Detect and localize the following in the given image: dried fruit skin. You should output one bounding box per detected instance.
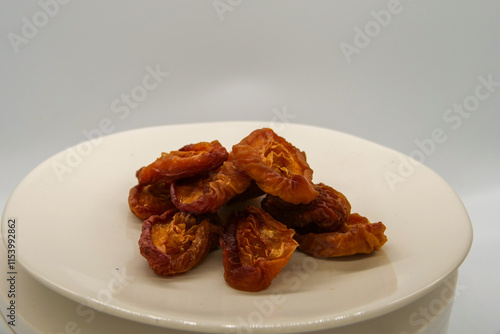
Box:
[137,141,229,185]
[128,181,176,220]
[219,206,298,292]
[170,155,252,215]
[261,183,351,234]
[232,128,318,205]
[139,210,221,276]
[295,213,387,258]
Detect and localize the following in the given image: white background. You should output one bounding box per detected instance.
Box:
[1,1,499,333]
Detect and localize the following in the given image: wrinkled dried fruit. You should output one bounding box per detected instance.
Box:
[170,155,252,215]
[294,213,387,257]
[232,128,318,205]
[261,183,351,234]
[139,210,221,276]
[220,206,298,292]
[132,128,390,290]
[128,181,176,220]
[137,141,229,185]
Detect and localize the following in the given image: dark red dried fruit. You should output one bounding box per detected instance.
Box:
[232,128,318,205]
[219,206,298,292]
[139,210,221,276]
[128,181,176,220]
[294,213,387,258]
[137,141,229,185]
[170,155,252,215]
[261,183,351,233]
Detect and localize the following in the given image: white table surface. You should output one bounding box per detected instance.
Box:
[1,1,499,333]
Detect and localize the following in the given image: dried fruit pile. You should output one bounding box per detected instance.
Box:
[129,128,387,292]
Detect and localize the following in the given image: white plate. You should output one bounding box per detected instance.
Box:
[1,121,472,333]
